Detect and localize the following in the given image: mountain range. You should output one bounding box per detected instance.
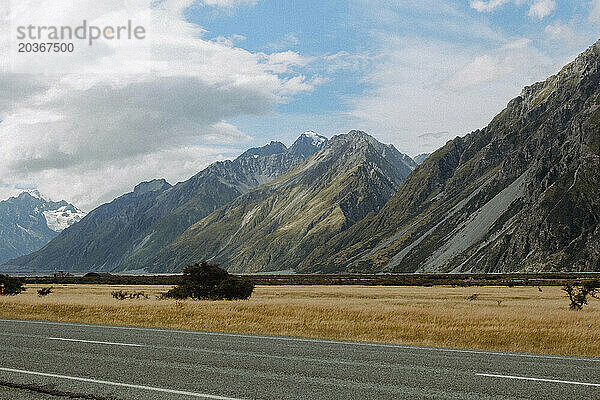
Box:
[5,133,328,272]
[301,39,600,273]
[0,191,85,265]
[3,39,600,274]
[143,130,416,272]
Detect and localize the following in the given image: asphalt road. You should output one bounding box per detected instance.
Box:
[0,319,598,399]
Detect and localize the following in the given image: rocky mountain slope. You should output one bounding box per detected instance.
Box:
[413,153,431,165]
[301,40,600,273]
[6,134,327,272]
[0,191,85,265]
[288,131,328,158]
[144,131,416,272]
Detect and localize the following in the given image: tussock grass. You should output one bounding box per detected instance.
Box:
[1,285,599,357]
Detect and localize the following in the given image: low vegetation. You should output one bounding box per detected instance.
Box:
[111,290,148,300]
[0,275,24,296]
[20,272,600,287]
[37,287,53,296]
[162,261,254,300]
[562,282,599,310]
[0,285,599,357]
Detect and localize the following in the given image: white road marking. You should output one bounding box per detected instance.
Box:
[46,337,143,347]
[477,373,600,387]
[0,367,244,400]
[1,318,599,363]
[0,330,403,369]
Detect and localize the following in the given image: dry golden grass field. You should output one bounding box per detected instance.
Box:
[1,284,599,358]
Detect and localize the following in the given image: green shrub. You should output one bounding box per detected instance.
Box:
[0,275,25,296]
[163,261,254,300]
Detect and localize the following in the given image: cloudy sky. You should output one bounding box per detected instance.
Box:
[1,0,599,210]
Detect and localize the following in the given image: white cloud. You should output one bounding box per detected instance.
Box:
[443,55,512,90]
[444,38,541,91]
[590,0,600,23]
[261,51,313,74]
[323,51,377,73]
[0,185,30,202]
[544,22,584,48]
[6,145,238,211]
[469,0,512,12]
[502,38,532,50]
[470,0,554,19]
[266,33,300,51]
[201,0,258,8]
[212,33,246,47]
[528,0,555,19]
[0,0,320,208]
[347,35,558,155]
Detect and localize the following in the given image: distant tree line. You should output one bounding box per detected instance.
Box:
[0,274,24,295]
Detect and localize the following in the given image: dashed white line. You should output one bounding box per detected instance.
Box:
[0,367,245,400]
[477,373,600,387]
[46,337,143,347]
[1,318,599,363]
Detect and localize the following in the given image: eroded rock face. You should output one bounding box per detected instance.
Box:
[303,39,600,273]
[143,131,416,273]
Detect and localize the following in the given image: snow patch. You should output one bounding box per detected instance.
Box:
[16,224,33,235]
[43,206,86,232]
[301,131,327,146]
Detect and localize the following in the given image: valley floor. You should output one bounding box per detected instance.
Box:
[0,285,598,358]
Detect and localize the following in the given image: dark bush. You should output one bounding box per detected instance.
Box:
[111,290,127,300]
[213,276,255,300]
[562,282,599,310]
[466,293,479,301]
[161,285,188,300]
[0,275,25,296]
[37,287,53,296]
[163,261,254,300]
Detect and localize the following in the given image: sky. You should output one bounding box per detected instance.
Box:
[1,0,599,210]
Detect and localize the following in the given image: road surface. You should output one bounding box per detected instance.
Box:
[0,318,598,399]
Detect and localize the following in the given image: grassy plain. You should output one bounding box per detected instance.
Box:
[0,284,599,357]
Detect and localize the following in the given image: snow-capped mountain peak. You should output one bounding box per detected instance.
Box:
[20,189,47,201]
[43,205,87,232]
[300,131,327,146]
[0,191,86,264]
[289,131,328,159]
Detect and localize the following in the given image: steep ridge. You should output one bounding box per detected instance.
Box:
[144,131,416,272]
[0,192,85,265]
[117,150,307,272]
[289,131,328,158]
[302,40,600,273]
[5,180,173,272]
[7,135,327,272]
[413,153,431,165]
